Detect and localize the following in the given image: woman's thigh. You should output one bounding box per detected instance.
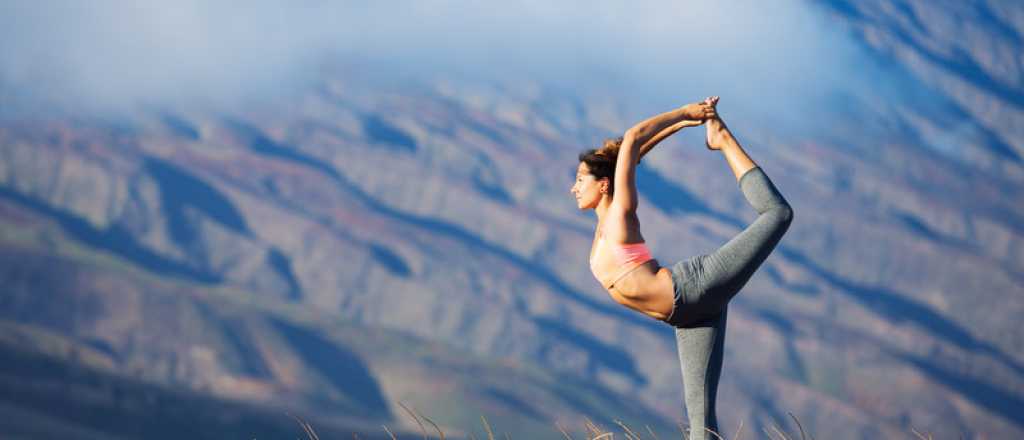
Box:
[686,210,790,315]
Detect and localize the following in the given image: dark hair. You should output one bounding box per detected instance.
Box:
[577,137,622,195]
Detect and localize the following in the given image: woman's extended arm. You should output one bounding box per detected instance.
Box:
[609,120,702,213]
[596,119,703,162]
[637,119,703,161]
[609,99,716,214]
[628,101,715,148]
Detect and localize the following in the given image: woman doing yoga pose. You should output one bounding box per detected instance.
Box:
[570,97,793,439]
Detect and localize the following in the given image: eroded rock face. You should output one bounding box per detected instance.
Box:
[1,3,1023,437]
[818,0,1024,177]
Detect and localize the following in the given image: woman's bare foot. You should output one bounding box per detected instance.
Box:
[704,97,737,151]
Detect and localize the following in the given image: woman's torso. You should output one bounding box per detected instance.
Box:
[589,216,676,320]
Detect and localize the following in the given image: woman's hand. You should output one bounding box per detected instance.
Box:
[679,96,718,121]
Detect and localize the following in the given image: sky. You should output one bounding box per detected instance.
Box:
[0,0,893,123]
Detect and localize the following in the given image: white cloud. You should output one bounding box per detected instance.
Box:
[0,0,877,119]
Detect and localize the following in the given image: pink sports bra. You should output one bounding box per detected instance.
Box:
[589,233,654,290]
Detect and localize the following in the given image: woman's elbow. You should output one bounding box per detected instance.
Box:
[621,128,639,144]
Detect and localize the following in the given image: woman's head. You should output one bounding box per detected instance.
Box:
[571,137,621,210]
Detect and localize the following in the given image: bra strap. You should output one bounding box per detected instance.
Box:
[604,262,647,289]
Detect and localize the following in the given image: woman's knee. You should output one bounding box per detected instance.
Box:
[767,203,793,232]
[778,203,793,224]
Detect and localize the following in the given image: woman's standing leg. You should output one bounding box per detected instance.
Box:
[676,306,727,439]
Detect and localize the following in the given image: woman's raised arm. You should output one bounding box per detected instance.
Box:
[638,119,704,161]
[596,120,703,163]
[611,129,642,214]
[628,100,716,148]
[608,99,717,214]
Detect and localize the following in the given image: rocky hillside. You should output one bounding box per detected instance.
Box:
[0,1,1022,439]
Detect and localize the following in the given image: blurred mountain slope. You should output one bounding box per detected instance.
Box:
[0,1,1022,438]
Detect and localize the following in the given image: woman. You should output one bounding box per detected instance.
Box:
[570,97,793,439]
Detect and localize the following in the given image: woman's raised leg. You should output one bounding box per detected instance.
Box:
[696,113,793,312]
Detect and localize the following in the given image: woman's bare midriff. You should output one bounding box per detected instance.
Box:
[603,262,677,321]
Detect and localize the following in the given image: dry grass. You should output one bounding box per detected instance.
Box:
[288,405,940,439]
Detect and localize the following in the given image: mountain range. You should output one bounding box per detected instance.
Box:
[0,1,1022,439]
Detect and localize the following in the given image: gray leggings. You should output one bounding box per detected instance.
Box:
[662,166,793,439]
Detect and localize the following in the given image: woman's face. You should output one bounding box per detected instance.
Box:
[571,162,606,210]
